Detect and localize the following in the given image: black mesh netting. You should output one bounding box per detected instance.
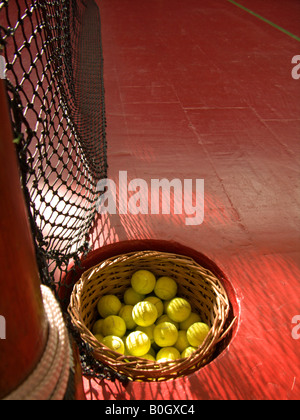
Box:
[0,0,128,384]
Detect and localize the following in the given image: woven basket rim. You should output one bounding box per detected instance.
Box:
[68,249,235,381]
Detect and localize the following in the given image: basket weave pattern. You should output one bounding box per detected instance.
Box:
[68,250,233,381]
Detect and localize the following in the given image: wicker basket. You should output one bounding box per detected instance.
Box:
[68,250,235,382]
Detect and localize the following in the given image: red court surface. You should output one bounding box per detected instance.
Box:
[79,0,300,400]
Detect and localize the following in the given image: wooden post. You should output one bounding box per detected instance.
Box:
[0,78,48,399]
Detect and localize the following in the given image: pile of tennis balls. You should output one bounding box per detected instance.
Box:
[91,270,210,363]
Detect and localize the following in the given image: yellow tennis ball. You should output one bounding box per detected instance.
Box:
[102,315,127,338]
[97,294,122,319]
[187,322,210,347]
[179,312,202,330]
[118,305,136,330]
[153,322,179,347]
[102,335,125,355]
[181,346,197,358]
[174,330,190,353]
[92,319,104,335]
[154,276,178,300]
[152,341,161,352]
[126,331,151,357]
[142,353,156,362]
[94,333,104,343]
[156,347,181,362]
[135,324,155,344]
[131,270,156,295]
[163,300,171,313]
[121,336,131,356]
[124,288,145,306]
[156,314,179,330]
[147,346,157,358]
[166,297,191,323]
[132,301,158,327]
[144,296,164,318]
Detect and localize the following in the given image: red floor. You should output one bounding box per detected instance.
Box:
[83,0,300,400]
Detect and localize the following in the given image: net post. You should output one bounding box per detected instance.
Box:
[0,78,48,399]
[0,78,87,400]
